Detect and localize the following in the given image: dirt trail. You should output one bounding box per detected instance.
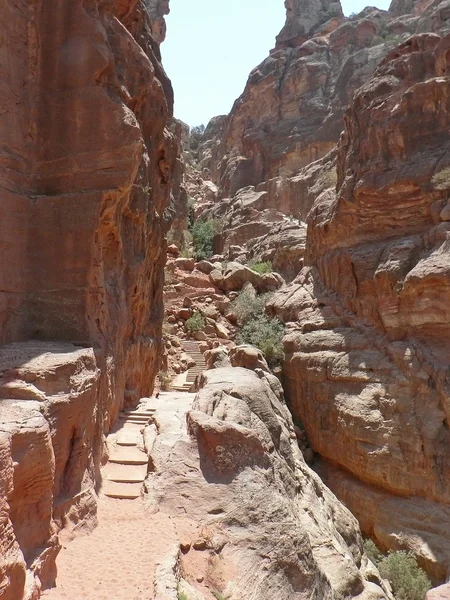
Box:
[43,497,175,600]
[43,392,196,600]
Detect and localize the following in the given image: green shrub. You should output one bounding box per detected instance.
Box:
[432,167,450,190]
[378,551,431,600]
[247,259,273,274]
[185,310,206,333]
[177,590,188,600]
[231,288,268,326]
[237,314,284,367]
[363,539,383,565]
[191,220,215,260]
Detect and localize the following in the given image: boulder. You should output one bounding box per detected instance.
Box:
[195,260,216,274]
[210,262,282,293]
[192,331,207,342]
[178,308,191,320]
[229,345,270,373]
[167,244,180,257]
[214,322,230,340]
[204,347,231,369]
[427,585,450,599]
[174,257,195,272]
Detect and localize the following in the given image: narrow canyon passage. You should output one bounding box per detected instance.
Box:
[43,391,196,600]
[1,0,450,597]
[42,497,174,600]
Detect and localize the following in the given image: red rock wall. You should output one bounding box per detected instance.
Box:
[0,0,175,409]
[202,0,450,213]
[0,0,175,597]
[270,31,450,581]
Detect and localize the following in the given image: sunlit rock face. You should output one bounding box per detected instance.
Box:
[147,0,171,44]
[185,0,450,585]
[148,365,392,599]
[269,30,450,581]
[0,0,175,596]
[202,0,450,210]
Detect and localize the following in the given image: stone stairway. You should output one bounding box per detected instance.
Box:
[171,340,207,392]
[102,406,155,499]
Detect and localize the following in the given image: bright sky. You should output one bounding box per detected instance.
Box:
[162,0,391,127]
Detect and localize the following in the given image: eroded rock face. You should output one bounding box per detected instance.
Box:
[1,0,175,409]
[427,584,450,600]
[0,343,101,598]
[201,0,450,208]
[146,368,392,599]
[0,0,174,596]
[269,31,450,580]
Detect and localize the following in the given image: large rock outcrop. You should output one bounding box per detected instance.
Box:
[200,0,450,209]
[269,30,450,581]
[0,343,101,599]
[0,0,175,596]
[145,367,392,599]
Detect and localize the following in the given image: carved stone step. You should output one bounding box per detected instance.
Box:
[104,463,147,483]
[109,448,148,465]
[103,481,142,499]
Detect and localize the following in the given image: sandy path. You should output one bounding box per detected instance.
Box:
[43,392,197,600]
[43,496,175,600]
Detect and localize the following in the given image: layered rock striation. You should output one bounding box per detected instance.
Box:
[146,366,392,599]
[192,0,450,583]
[270,30,450,581]
[200,0,450,214]
[0,1,175,596]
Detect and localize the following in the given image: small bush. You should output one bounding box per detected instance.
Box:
[363,539,383,565]
[158,371,172,391]
[191,220,215,260]
[432,167,450,191]
[231,288,268,326]
[187,197,196,229]
[186,310,206,333]
[247,259,273,274]
[177,590,188,600]
[237,314,284,367]
[378,551,431,600]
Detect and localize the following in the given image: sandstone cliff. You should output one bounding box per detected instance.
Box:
[269,30,450,581]
[200,0,450,216]
[0,1,175,597]
[145,364,392,599]
[192,0,450,586]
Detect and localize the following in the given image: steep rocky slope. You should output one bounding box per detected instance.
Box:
[192,0,450,588]
[145,363,392,599]
[270,30,450,581]
[200,0,450,216]
[0,1,175,597]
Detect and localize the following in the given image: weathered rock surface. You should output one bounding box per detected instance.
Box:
[145,368,391,599]
[210,261,282,293]
[0,343,101,599]
[269,30,450,580]
[0,0,174,596]
[427,584,450,600]
[198,0,450,221]
[1,0,175,410]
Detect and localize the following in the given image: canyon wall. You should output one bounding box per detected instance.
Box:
[0,1,174,597]
[270,30,450,581]
[201,0,450,217]
[197,0,450,585]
